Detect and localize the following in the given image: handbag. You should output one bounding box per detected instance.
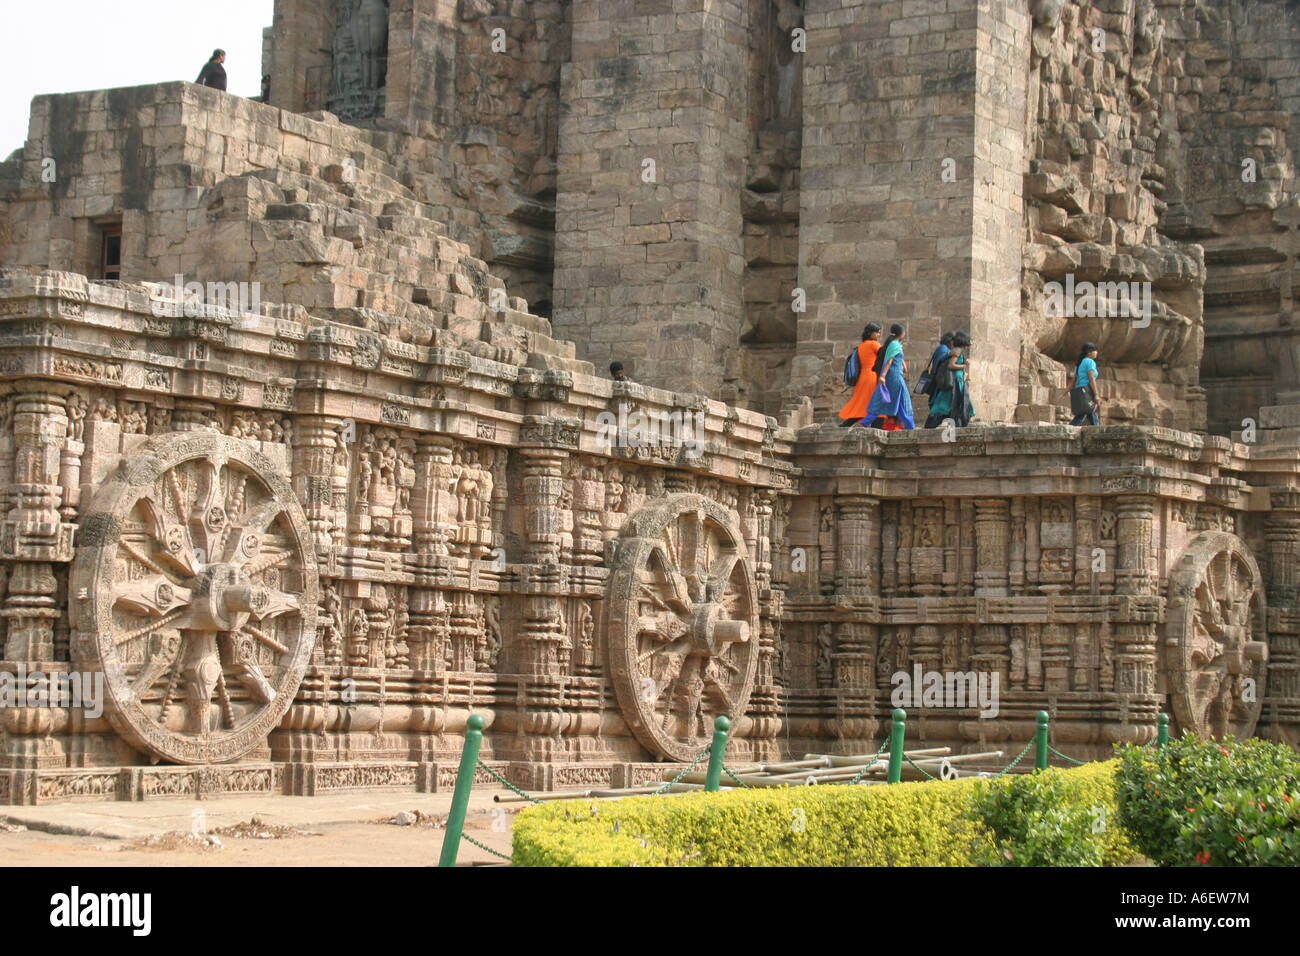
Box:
[931,359,955,395]
[1069,385,1095,417]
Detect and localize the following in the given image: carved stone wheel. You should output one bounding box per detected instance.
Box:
[71,433,318,764]
[607,493,759,762]
[1164,531,1268,740]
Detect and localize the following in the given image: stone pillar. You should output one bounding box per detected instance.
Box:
[520,448,566,566]
[1265,491,1300,607]
[1115,495,1156,595]
[791,0,1029,419]
[294,415,349,556]
[974,499,1010,596]
[1114,623,1158,698]
[1263,491,1300,736]
[748,489,769,591]
[552,0,749,392]
[1074,496,1101,592]
[412,436,456,555]
[3,386,71,662]
[835,495,877,598]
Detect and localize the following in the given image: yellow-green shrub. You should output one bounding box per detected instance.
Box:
[968,762,1138,866]
[512,762,1130,867]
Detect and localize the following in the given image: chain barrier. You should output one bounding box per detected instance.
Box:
[652,746,711,795]
[1047,744,1088,766]
[723,765,753,789]
[902,752,938,780]
[1142,737,1158,750]
[477,760,542,805]
[990,739,1036,779]
[846,739,892,785]
[461,831,512,862]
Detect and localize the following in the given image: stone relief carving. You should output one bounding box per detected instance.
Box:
[69,433,319,765]
[605,493,759,762]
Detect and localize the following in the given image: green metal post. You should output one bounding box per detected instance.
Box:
[1157,712,1169,749]
[1035,710,1050,771]
[438,713,485,867]
[704,715,730,792]
[887,708,906,783]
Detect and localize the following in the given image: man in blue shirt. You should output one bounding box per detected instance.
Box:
[1070,343,1101,426]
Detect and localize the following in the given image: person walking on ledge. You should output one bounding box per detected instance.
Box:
[837,323,882,426]
[197,49,228,91]
[862,323,915,430]
[1069,342,1101,426]
[925,330,974,428]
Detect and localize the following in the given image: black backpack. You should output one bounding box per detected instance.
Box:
[928,351,955,395]
[844,347,861,387]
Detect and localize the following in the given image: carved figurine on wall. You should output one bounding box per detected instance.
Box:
[66,392,87,441]
[815,623,833,687]
[89,397,117,424]
[333,424,351,478]
[395,441,415,514]
[356,446,374,506]
[321,583,344,665]
[348,605,370,666]
[481,596,502,671]
[148,405,171,435]
[457,447,480,525]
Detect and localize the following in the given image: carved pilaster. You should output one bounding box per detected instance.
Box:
[3,385,70,662]
[753,489,775,591]
[1040,622,1071,692]
[1009,497,1026,594]
[1115,495,1157,595]
[518,594,567,676]
[835,494,877,598]
[294,415,349,556]
[520,449,567,565]
[1074,495,1100,592]
[571,459,604,567]
[1265,490,1300,607]
[412,435,455,555]
[974,498,1010,596]
[448,592,480,673]
[831,621,874,688]
[1114,623,1158,696]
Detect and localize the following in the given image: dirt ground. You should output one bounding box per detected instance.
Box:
[0,795,519,866]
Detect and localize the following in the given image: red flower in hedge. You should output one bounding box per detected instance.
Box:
[1284,795,1293,803]
[1236,834,1245,842]
[1219,747,1230,756]
[1196,851,1211,864]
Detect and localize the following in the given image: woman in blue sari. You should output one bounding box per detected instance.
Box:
[925,330,974,428]
[862,323,915,430]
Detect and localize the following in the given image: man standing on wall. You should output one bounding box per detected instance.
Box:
[196,49,228,91]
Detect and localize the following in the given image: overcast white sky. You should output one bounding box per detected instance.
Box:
[0,0,274,158]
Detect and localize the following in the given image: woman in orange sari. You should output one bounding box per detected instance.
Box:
[838,323,883,425]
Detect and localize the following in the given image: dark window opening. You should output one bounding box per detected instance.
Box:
[100,224,122,280]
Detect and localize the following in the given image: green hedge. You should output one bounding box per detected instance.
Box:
[968,761,1137,866]
[513,762,1124,867]
[1115,735,1300,866]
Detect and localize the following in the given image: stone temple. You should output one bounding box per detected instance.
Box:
[0,0,1297,803]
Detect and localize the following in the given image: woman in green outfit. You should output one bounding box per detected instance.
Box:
[924,330,974,428]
